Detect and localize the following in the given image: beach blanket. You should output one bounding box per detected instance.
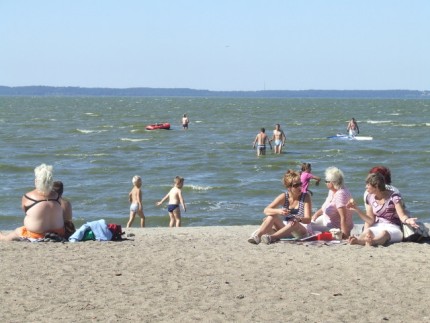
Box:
[19,232,68,243]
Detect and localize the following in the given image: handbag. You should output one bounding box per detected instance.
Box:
[402,221,429,242]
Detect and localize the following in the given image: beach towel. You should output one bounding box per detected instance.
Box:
[69,219,112,242]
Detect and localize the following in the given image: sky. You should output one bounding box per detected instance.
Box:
[1,0,429,91]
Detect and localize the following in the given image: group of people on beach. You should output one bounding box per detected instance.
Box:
[0,159,420,246]
[0,162,188,241]
[248,164,419,246]
[0,115,418,245]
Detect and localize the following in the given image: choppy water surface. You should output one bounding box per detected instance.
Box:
[0,96,429,229]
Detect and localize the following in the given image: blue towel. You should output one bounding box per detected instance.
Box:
[69,219,113,242]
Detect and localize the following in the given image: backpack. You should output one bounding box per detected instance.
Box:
[107,223,125,241]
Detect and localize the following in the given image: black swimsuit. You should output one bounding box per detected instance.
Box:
[23,193,61,213]
[283,192,306,221]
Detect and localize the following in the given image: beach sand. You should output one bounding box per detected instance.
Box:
[1,225,429,322]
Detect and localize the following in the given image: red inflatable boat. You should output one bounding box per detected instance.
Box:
[145,123,171,130]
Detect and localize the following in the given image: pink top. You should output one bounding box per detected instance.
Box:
[321,187,354,231]
[300,172,314,193]
[365,191,402,226]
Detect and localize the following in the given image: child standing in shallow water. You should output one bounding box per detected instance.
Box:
[300,163,321,196]
[127,175,145,228]
[156,176,186,227]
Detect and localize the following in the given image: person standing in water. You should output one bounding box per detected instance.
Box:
[347,118,359,136]
[182,114,189,130]
[253,128,272,156]
[271,124,286,154]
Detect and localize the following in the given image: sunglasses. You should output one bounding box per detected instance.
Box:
[325,180,331,183]
[290,182,302,188]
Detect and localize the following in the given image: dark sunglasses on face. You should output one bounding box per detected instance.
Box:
[290,182,302,188]
[325,180,331,183]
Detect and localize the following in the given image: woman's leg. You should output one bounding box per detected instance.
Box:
[270,221,307,241]
[0,229,21,241]
[258,216,284,237]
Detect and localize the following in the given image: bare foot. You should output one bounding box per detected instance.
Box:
[348,236,359,245]
[364,231,375,247]
[348,236,366,245]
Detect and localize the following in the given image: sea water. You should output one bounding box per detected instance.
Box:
[0,96,429,229]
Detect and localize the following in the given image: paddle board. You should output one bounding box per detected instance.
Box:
[327,134,373,141]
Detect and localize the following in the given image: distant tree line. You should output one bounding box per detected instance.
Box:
[0,86,428,99]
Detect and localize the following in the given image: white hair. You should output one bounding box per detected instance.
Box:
[325,166,345,189]
[34,163,54,195]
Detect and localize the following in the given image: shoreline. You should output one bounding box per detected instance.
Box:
[1,225,429,322]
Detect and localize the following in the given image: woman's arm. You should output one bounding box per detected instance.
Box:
[311,208,323,222]
[337,206,350,238]
[62,199,73,221]
[348,199,375,225]
[264,193,289,217]
[21,195,26,213]
[395,203,418,228]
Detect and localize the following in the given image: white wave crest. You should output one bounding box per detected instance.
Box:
[77,129,96,134]
[120,138,148,142]
[77,129,107,134]
[367,120,392,124]
[188,184,212,191]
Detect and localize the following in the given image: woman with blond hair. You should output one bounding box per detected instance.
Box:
[248,170,313,245]
[0,164,64,241]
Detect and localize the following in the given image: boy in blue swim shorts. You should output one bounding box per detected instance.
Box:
[156,176,187,227]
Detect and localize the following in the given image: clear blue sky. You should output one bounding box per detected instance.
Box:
[1,0,429,91]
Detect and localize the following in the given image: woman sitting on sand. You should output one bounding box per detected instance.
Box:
[348,172,418,246]
[248,170,313,245]
[311,166,353,239]
[0,164,65,241]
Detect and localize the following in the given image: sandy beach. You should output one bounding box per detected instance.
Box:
[1,225,429,322]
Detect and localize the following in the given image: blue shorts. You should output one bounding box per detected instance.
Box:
[168,204,179,212]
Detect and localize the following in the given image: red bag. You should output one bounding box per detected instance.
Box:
[107,223,125,241]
